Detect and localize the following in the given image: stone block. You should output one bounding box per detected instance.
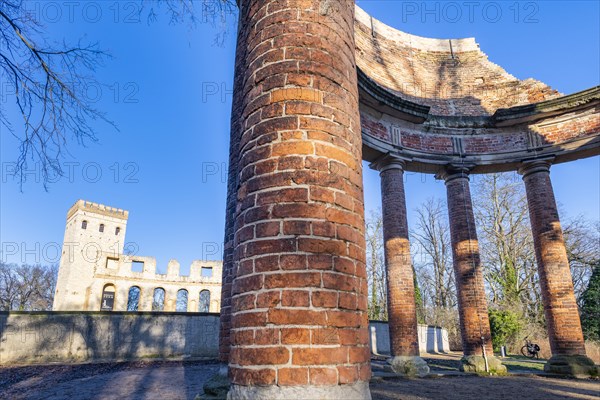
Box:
[544,355,599,377]
[387,355,430,377]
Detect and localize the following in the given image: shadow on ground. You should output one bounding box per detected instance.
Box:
[370,375,600,400]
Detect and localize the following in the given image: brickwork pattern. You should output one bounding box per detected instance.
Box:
[360,107,599,159]
[521,162,587,356]
[227,0,370,389]
[444,170,493,356]
[354,7,560,117]
[218,0,248,362]
[379,163,419,356]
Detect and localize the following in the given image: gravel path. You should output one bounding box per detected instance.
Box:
[371,374,600,400]
[0,360,219,400]
[1,360,598,400]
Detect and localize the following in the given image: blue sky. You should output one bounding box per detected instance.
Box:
[1,1,598,274]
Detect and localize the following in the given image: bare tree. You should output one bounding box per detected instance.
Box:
[365,209,387,320]
[127,286,141,311]
[176,289,189,312]
[0,0,114,187]
[1,0,236,188]
[411,198,455,309]
[563,218,600,302]
[0,263,57,310]
[473,173,538,311]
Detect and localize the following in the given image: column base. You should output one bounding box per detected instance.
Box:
[196,364,230,400]
[227,381,371,400]
[460,355,507,374]
[387,356,430,377]
[544,355,599,377]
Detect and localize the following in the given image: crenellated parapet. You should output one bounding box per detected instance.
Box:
[67,199,129,221]
[54,200,223,314]
[97,254,223,285]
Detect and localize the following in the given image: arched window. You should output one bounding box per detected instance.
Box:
[115,227,121,235]
[99,223,105,233]
[82,220,88,229]
[199,290,210,313]
[101,284,116,311]
[176,289,189,312]
[127,286,141,311]
[152,288,165,311]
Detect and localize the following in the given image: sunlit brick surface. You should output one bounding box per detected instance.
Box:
[521,161,587,356]
[443,169,494,357]
[227,0,370,390]
[379,161,419,357]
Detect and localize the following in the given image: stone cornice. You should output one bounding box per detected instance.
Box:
[358,69,599,129]
[493,86,600,126]
[356,67,430,123]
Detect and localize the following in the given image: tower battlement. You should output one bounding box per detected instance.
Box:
[67,199,129,221]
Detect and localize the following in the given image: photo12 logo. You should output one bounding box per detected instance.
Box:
[400,2,540,24]
[1,161,140,184]
[0,241,140,264]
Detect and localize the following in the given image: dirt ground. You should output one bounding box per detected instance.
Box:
[370,375,600,400]
[1,359,598,400]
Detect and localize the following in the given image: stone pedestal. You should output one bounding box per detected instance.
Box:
[387,356,430,377]
[197,365,230,400]
[520,160,596,376]
[460,355,506,374]
[226,1,371,398]
[544,355,599,377]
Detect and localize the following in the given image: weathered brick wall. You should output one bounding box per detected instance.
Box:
[379,162,419,357]
[218,0,248,363]
[227,0,370,393]
[443,170,494,357]
[520,162,587,356]
[354,7,560,117]
[360,105,599,160]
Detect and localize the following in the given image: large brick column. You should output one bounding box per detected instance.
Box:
[519,160,597,376]
[227,1,371,398]
[440,166,505,373]
[373,156,428,376]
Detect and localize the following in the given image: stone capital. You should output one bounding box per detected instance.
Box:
[518,158,554,179]
[369,153,409,174]
[435,164,475,184]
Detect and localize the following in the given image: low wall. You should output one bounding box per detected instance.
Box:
[0,313,449,365]
[0,311,219,365]
[369,321,450,355]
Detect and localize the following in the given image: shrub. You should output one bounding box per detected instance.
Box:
[581,266,600,341]
[488,308,523,352]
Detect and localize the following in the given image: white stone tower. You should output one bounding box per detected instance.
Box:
[53,200,129,310]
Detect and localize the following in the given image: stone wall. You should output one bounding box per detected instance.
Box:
[0,313,448,366]
[369,321,450,355]
[0,312,219,365]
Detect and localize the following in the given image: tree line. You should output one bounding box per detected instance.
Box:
[0,263,57,311]
[366,172,599,351]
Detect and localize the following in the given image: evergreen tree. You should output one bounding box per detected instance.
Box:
[580,266,600,341]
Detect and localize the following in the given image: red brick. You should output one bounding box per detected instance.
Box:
[278,367,309,386]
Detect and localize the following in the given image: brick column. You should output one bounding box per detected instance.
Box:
[373,156,429,376]
[519,161,596,376]
[227,1,371,398]
[217,4,246,365]
[440,166,504,373]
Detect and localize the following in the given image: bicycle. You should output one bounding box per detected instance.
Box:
[520,336,540,359]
